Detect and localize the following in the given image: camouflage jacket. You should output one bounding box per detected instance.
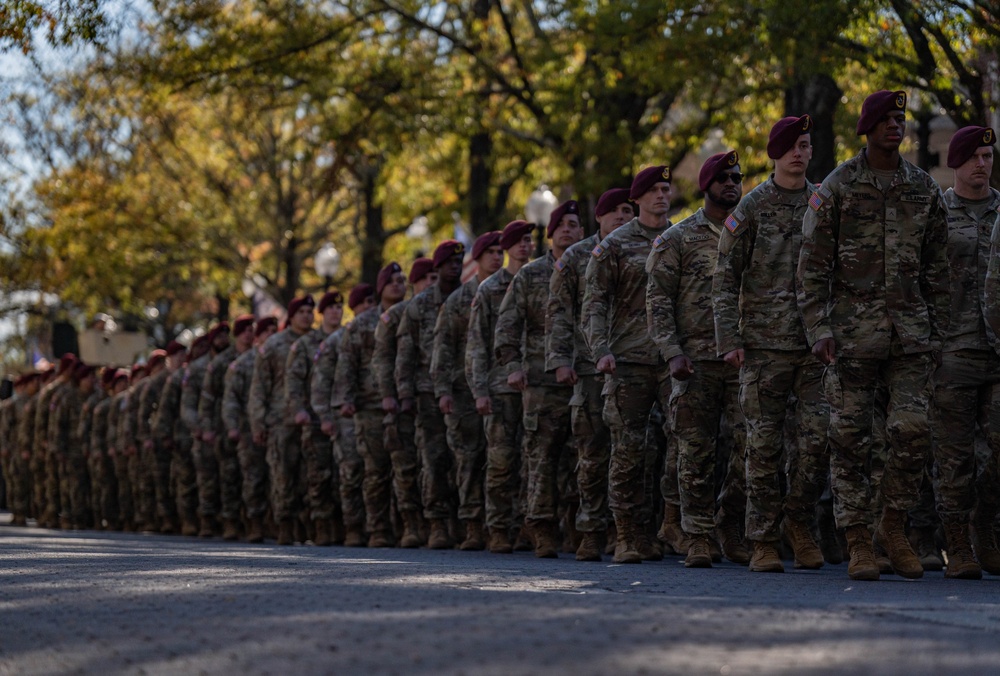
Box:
[950,187,1000,352]
[138,370,170,441]
[0,395,19,458]
[89,394,113,457]
[285,328,330,422]
[49,384,84,456]
[373,302,406,401]
[123,379,149,450]
[546,233,599,375]
[17,394,38,457]
[333,307,384,411]
[796,150,950,358]
[78,389,106,457]
[583,218,666,366]
[153,368,187,443]
[249,328,307,434]
[180,353,211,435]
[713,177,816,355]
[33,379,64,457]
[396,284,450,400]
[432,277,479,399]
[223,348,257,437]
[107,391,127,454]
[495,252,568,388]
[198,345,237,434]
[310,327,345,427]
[466,267,515,399]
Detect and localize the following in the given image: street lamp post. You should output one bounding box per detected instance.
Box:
[314,242,341,291]
[525,185,559,257]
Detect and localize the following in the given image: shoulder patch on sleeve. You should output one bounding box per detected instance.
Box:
[724,211,748,237]
[591,243,608,259]
[313,344,325,363]
[555,258,566,272]
[651,234,670,252]
[809,185,832,211]
[380,311,391,324]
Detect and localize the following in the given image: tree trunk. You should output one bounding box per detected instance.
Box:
[468,131,492,235]
[785,73,842,183]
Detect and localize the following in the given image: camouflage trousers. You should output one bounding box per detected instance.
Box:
[4,449,31,518]
[671,359,746,536]
[30,450,47,519]
[300,423,336,521]
[192,436,220,519]
[355,408,420,534]
[656,402,678,511]
[44,448,64,521]
[171,435,199,525]
[604,363,672,523]
[415,392,455,521]
[930,349,1000,519]
[522,384,575,524]
[212,434,243,522]
[446,386,487,522]
[236,435,269,519]
[267,424,307,522]
[90,449,119,528]
[742,349,830,543]
[332,415,365,528]
[59,447,91,527]
[824,340,934,529]
[111,449,134,527]
[484,392,524,531]
[383,410,422,515]
[573,374,611,533]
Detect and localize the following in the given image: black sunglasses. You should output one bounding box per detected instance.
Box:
[714,172,744,185]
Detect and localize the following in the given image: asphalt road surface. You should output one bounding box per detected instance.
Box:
[2,516,999,675]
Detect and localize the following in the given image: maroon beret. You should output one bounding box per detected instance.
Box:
[318,290,344,313]
[595,189,631,217]
[547,200,580,237]
[499,220,533,250]
[286,294,316,317]
[130,363,147,380]
[698,150,740,192]
[255,316,278,337]
[187,335,210,362]
[233,314,255,336]
[73,363,95,381]
[432,239,466,268]
[947,126,996,168]
[767,115,813,159]
[408,258,434,284]
[630,165,671,200]
[113,368,130,385]
[148,350,167,369]
[856,90,907,135]
[165,340,186,357]
[377,262,403,296]
[348,283,374,311]
[472,231,502,260]
[16,372,40,387]
[101,366,118,388]
[58,353,78,375]
[208,322,230,340]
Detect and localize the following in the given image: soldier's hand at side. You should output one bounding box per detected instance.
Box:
[596,354,617,375]
[382,397,399,414]
[811,338,836,365]
[142,439,153,451]
[668,355,695,381]
[475,396,492,416]
[400,397,414,414]
[227,429,240,441]
[320,421,335,437]
[202,431,216,444]
[294,410,311,426]
[556,366,578,385]
[252,431,267,446]
[507,370,528,392]
[723,349,744,369]
[439,395,454,415]
[340,403,356,418]
[21,451,30,461]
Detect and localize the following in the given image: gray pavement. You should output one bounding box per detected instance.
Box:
[2,517,1000,675]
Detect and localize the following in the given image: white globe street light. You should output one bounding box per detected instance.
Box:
[314,242,341,291]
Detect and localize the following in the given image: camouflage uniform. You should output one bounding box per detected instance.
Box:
[127,377,155,527]
[583,218,671,527]
[495,252,576,528]
[397,284,456,522]
[223,348,267,519]
[49,383,90,527]
[547,233,610,534]
[647,209,747,536]
[796,150,950,529]
[373,302,422,516]
[87,390,117,528]
[249,327,309,523]
[181,352,218,521]
[933,187,1000,518]
[3,394,31,520]
[33,378,66,522]
[138,369,173,526]
[467,267,524,533]
[432,277,487,524]
[154,367,198,526]
[312,327,363,530]
[285,327,336,523]
[714,177,829,543]
[107,389,133,528]
[18,392,39,519]
[199,345,243,522]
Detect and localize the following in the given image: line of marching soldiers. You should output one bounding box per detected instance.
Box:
[2,90,1000,584]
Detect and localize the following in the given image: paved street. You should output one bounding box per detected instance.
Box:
[2,516,1000,675]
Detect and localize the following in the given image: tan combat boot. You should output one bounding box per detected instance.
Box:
[943,519,982,580]
[784,518,824,569]
[613,517,642,564]
[658,503,688,555]
[636,529,664,562]
[972,505,1000,575]
[199,516,215,538]
[684,534,713,568]
[399,512,423,549]
[459,520,486,551]
[368,530,394,548]
[222,518,240,542]
[910,526,943,571]
[876,507,923,579]
[844,524,880,581]
[748,541,784,573]
[180,519,199,537]
[427,519,453,549]
[313,518,333,547]
[530,520,559,559]
[717,519,750,565]
[488,528,513,554]
[277,519,295,546]
[344,524,366,547]
[246,516,265,544]
[576,532,603,562]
